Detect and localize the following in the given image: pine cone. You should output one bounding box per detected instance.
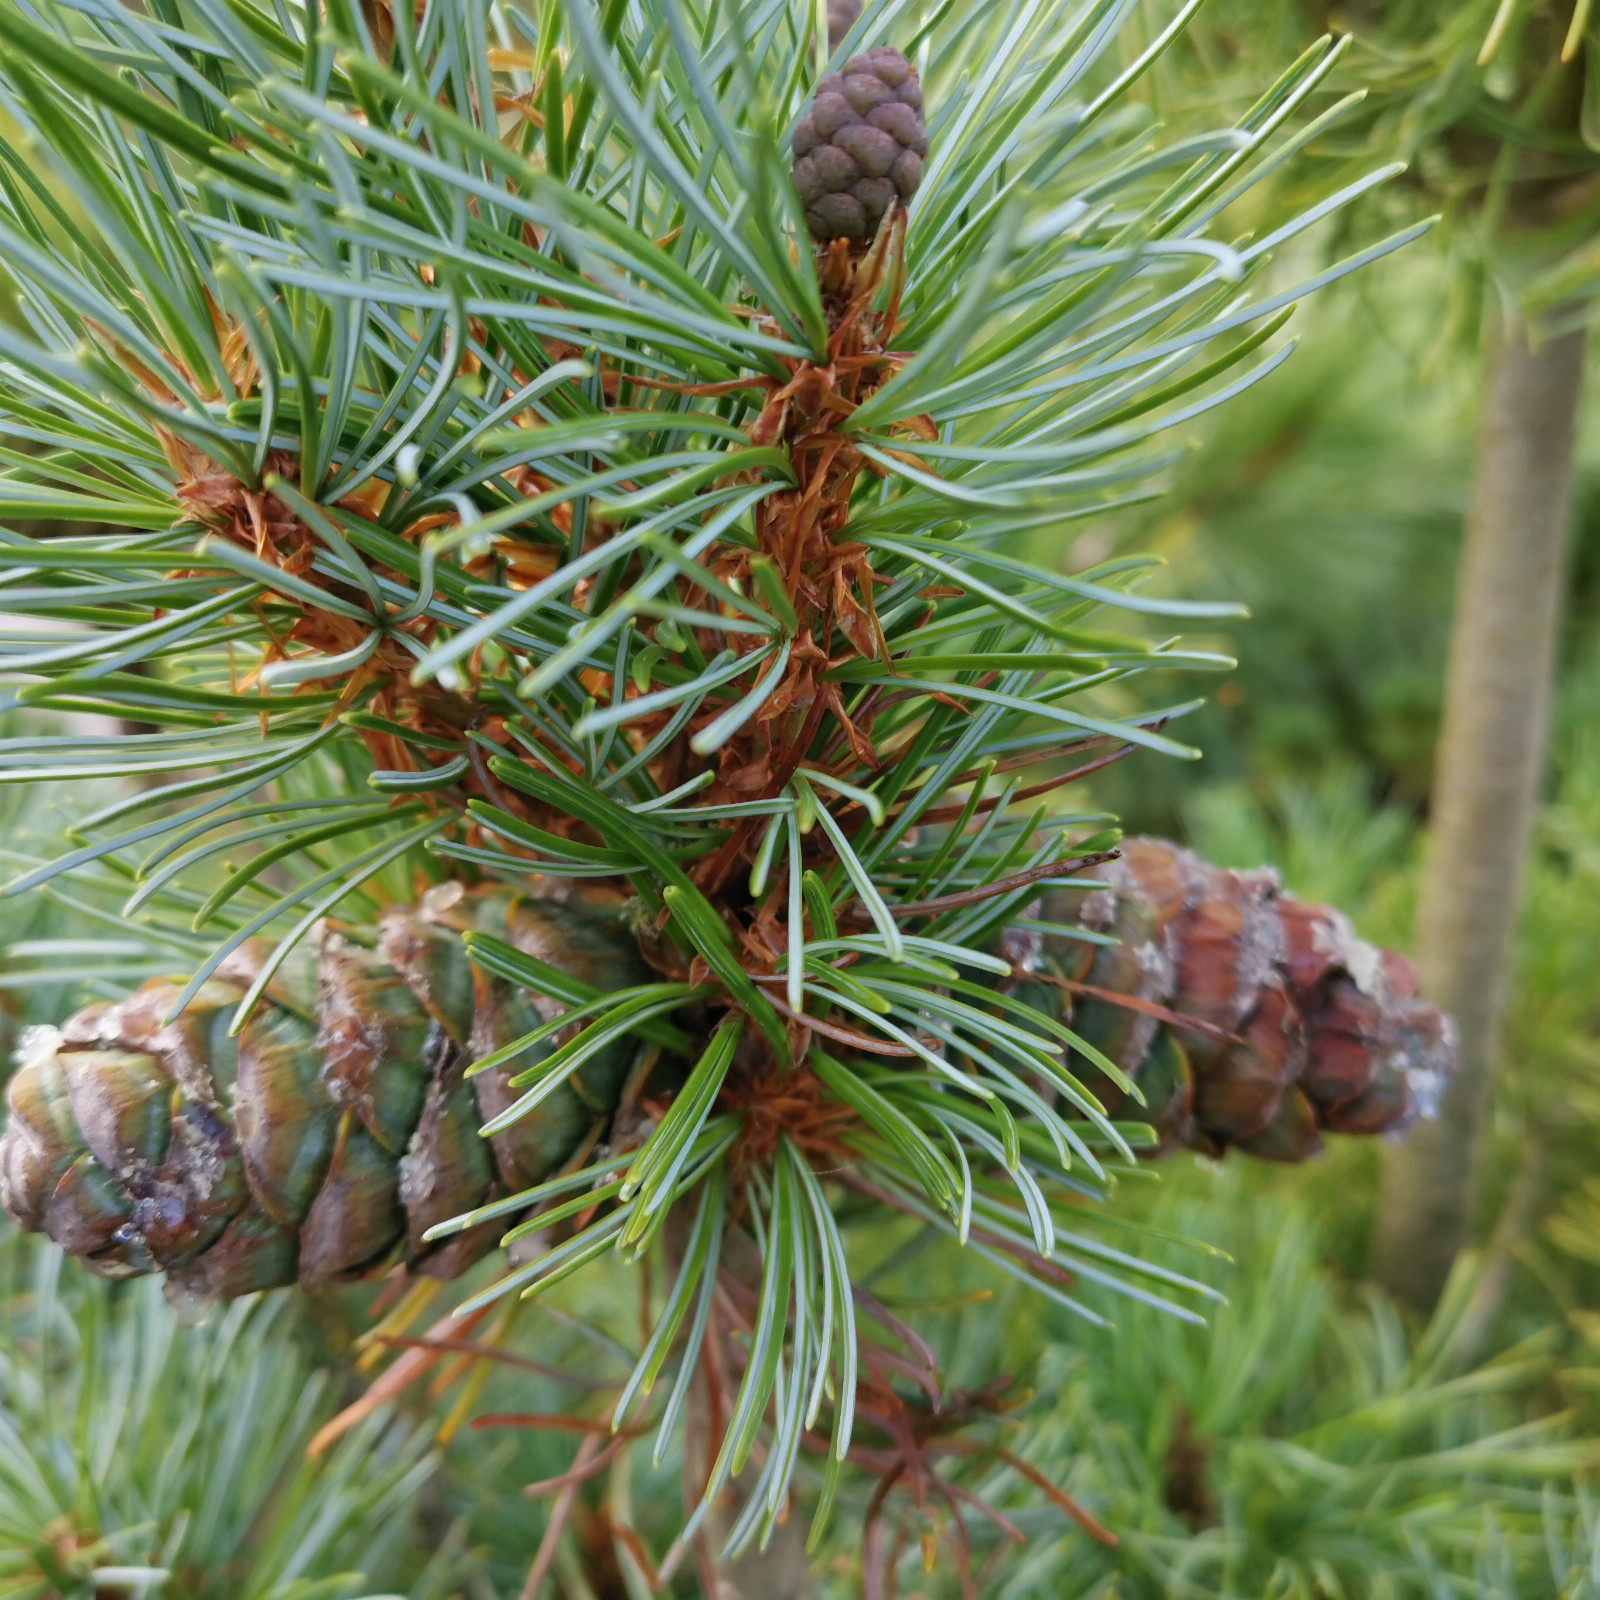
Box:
[792,48,927,243]
[827,0,861,49]
[0,885,646,1307]
[1040,838,1456,1161]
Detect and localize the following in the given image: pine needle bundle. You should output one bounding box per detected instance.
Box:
[0,0,1446,1563]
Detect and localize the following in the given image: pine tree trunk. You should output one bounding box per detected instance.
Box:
[685,1393,814,1600]
[1372,314,1585,1311]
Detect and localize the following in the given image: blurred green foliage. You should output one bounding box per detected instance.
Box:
[808,1156,1600,1599]
[0,1237,455,1600]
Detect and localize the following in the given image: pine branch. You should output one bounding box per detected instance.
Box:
[0,0,1450,1560]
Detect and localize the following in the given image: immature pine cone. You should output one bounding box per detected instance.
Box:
[1035,838,1457,1162]
[827,0,861,49]
[0,885,645,1307]
[792,47,927,243]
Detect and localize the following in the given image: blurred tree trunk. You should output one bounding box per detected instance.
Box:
[680,1221,814,1600]
[1371,313,1585,1311]
[685,1386,814,1600]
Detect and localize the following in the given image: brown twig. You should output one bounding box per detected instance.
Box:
[520,1435,631,1498]
[519,1430,605,1599]
[474,1412,645,1435]
[888,851,1120,919]
[370,1334,618,1390]
[760,988,918,1055]
[905,741,1140,826]
[308,1303,493,1457]
[991,1447,1118,1547]
[612,1520,666,1592]
[1026,972,1244,1048]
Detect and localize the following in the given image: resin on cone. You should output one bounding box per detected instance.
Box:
[1042,838,1456,1161]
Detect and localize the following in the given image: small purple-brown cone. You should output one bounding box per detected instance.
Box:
[827,0,860,49]
[792,47,927,244]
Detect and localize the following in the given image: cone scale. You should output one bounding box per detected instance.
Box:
[1046,839,1455,1160]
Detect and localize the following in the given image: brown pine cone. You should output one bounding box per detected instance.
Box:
[827,0,860,49]
[792,48,927,243]
[1042,838,1456,1162]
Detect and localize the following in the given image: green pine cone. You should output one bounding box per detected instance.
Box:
[0,886,645,1308]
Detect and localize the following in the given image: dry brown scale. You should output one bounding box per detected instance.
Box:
[638,224,919,907]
